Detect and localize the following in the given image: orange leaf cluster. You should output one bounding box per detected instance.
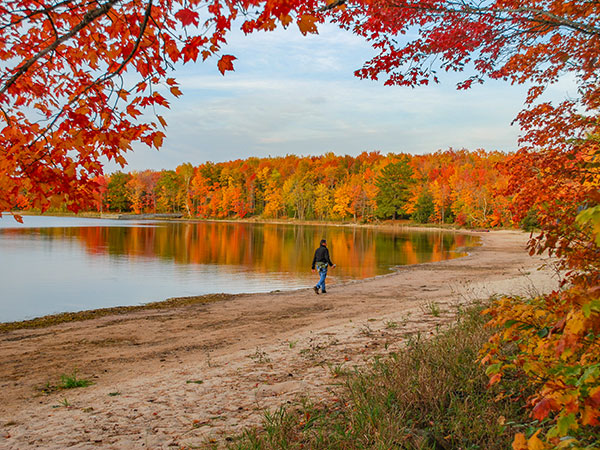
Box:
[482,283,600,447]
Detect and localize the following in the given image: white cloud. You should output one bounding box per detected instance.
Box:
[104,23,568,172]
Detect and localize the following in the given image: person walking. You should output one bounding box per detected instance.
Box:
[311,239,335,294]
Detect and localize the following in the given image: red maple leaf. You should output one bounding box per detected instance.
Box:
[175,8,199,27]
[217,55,236,75]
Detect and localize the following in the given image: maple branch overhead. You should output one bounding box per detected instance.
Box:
[318,0,346,12]
[24,0,155,169]
[379,1,600,37]
[0,0,76,31]
[0,0,120,97]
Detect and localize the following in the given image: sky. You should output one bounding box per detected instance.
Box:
[106,21,575,173]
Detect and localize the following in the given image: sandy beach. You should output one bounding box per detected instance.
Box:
[0,230,560,449]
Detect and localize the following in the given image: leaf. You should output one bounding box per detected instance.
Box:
[581,405,600,426]
[217,55,236,75]
[536,327,550,338]
[512,433,528,450]
[488,372,502,387]
[157,115,167,129]
[531,397,560,421]
[170,86,182,97]
[297,14,318,35]
[152,132,165,149]
[279,14,293,27]
[527,429,545,450]
[564,311,586,335]
[576,205,600,246]
[485,363,502,376]
[557,413,577,436]
[588,386,600,407]
[175,8,199,27]
[582,300,600,318]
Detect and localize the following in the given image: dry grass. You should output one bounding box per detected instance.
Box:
[227,302,535,450]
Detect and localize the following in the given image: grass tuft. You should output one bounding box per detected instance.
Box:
[59,369,93,389]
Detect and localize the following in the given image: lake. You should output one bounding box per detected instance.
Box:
[0,215,478,322]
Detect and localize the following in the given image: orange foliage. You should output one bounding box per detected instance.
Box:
[41,150,514,225]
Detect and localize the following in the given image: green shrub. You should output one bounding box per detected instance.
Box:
[411,191,435,224]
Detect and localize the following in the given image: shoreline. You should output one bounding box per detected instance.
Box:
[1,218,484,330]
[0,293,237,333]
[14,209,496,232]
[0,229,556,449]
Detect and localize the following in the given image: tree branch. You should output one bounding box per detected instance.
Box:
[0,0,120,97]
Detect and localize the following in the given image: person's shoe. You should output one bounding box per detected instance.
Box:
[321,290,327,293]
[313,286,320,295]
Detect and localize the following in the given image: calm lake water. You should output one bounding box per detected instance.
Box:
[0,216,478,322]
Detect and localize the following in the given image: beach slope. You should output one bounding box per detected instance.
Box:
[0,230,558,449]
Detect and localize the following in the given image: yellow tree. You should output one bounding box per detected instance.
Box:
[313,183,333,220]
[263,171,284,219]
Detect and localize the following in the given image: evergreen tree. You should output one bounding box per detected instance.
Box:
[106,171,132,212]
[412,190,435,223]
[375,157,414,220]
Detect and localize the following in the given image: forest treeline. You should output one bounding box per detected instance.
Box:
[87,149,522,228]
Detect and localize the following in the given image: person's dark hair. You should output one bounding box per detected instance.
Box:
[320,239,327,246]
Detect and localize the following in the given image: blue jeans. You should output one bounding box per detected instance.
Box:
[316,266,328,292]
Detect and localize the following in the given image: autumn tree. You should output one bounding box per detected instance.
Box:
[332,181,355,219]
[313,183,333,220]
[262,169,284,218]
[155,170,183,213]
[282,173,315,220]
[126,172,147,214]
[176,163,195,217]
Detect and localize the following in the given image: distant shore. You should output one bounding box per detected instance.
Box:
[14,209,495,233]
[0,230,557,449]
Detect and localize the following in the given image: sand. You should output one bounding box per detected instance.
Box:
[0,230,560,449]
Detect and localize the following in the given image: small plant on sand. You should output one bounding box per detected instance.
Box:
[288,340,297,349]
[299,341,326,360]
[248,347,271,364]
[384,320,398,329]
[421,300,442,317]
[359,323,373,337]
[40,381,55,394]
[328,363,349,379]
[59,369,93,389]
[399,312,412,327]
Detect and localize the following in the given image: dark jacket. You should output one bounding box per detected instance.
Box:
[312,246,333,270]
